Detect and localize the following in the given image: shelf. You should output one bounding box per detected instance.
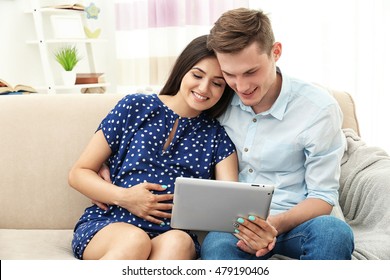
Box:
[25,8,84,14]
[40,7,84,13]
[27,0,110,94]
[55,83,110,90]
[26,39,107,44]
[35,83,110,91]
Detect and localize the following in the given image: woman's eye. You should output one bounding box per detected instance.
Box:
[193,73,202,79]
[213,82,223,87]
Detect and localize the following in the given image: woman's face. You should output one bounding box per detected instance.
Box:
[178,57,226,117]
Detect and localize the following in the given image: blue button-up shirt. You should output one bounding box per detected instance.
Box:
[218,69,346,215]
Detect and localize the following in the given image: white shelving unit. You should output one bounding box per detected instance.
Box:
[26,0,109,94]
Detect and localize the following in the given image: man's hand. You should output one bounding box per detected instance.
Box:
[92,163,112,210]
[98,162,111,183]
[234,215,278,257]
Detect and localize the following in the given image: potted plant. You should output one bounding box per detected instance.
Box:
[54,45,81,85]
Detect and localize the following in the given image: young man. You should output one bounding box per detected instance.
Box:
[200,8,354,260]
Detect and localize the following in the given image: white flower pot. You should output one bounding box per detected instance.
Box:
[61,71,76,86]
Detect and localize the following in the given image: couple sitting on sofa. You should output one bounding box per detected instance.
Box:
[68,8,354,260]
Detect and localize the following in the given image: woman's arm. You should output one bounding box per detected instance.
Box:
[68,130,122,205]
[214,152,239,181]
[68,130,173,225]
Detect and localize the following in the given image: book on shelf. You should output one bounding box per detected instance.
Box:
[75,73,105,84]
[44,3,85,11]
[0,79,37,95]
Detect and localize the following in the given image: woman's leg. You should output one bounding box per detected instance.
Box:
[149,230,196,260]
[83,222,152,260]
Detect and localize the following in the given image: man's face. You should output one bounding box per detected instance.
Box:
[216,41,281,114]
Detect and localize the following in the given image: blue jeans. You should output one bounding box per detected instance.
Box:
[201,215,354,260]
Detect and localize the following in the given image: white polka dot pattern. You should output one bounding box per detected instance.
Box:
[72,93,235,259]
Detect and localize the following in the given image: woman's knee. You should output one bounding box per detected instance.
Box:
[120,227,153,259]
[150,230,196,259]
[86,223,152,259]
[158,230,194,250]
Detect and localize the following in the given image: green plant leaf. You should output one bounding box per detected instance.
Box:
[54,45,81,71]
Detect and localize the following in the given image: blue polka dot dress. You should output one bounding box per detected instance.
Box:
[72,93,236,259]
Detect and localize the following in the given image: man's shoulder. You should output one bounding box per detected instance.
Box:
[287,77,337,107]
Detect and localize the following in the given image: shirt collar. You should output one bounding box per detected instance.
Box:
[231,67,291,120]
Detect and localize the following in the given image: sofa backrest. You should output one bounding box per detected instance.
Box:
[0,89,359,230]
[0,94,124,229]
[321,86,360,136]
[330,91,360,136]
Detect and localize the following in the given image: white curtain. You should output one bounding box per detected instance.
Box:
[247,0,390,152]
[114,0,248,91]
[113,0,390,153]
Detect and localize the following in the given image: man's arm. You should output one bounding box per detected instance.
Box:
[98,162,111,183]
[269,197,332,235]
[235,101,345,256]
[93,163,111,210]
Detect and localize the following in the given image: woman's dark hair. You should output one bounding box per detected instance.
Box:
[159,35,234,118]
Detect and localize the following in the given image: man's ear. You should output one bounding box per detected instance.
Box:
[272,42,282,61]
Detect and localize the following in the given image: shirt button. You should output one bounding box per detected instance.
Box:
[244,148,248,152]
[252,118,257,123]
[249,168,253,173]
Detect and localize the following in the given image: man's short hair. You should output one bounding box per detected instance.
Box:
[208,8,275,55]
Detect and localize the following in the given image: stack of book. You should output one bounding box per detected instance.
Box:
[76,73,106,94]
[75,73,105,84]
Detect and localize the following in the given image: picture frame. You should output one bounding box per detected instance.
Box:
[51,15,85,39]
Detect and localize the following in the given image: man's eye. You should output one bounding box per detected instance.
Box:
[245,70,257,76]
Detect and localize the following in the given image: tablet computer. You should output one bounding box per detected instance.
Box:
[171,177,274,233]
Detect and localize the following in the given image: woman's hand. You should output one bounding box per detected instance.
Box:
[234,215,278,257]
[117,182,173,226]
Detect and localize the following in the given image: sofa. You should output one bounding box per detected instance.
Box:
[1,88,389,260]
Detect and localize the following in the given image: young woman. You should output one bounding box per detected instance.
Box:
[68,35,238,260]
